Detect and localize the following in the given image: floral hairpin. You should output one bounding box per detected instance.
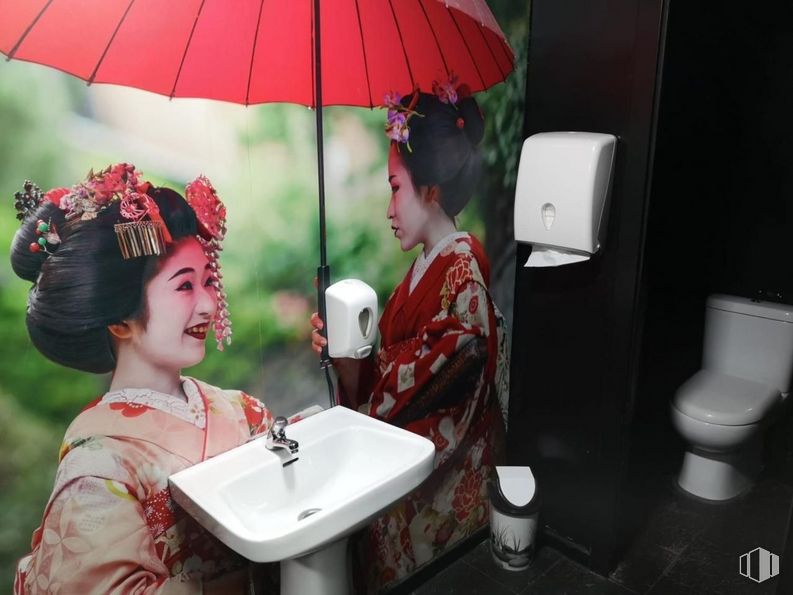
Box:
[185,175,232,351]
[432,73,474,131]
[383,89,422,152]
[432,72,460,107]
[42,164,172,259]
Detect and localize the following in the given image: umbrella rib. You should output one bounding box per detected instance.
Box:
[88,0,138,85]
[387,0,415,90]
[353,0,374,108]
[6,0,56,60]
[447,8,486,90]
[170,0,208,99]
[417,0,449,77]
[497,35,515,67]
[245,0,266,106]
[475,20,506,81]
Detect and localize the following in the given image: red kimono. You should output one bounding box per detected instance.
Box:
[348,232,509,592]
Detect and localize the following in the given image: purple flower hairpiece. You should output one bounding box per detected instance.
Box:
[383,89,422,152]
[432,72,460,106]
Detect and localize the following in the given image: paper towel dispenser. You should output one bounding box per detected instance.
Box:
[514,132,616,264]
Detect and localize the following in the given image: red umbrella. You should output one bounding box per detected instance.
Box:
[1,0,514,394]
[1,0,513,107]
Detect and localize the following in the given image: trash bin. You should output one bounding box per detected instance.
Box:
[488,466,540,571]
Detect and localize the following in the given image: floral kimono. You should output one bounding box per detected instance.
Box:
[15,377,274,595]
[347,232,509,592]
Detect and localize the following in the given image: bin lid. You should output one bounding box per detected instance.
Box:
[496,466,535,507]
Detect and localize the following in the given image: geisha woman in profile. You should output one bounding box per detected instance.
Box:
[311,78,510,592]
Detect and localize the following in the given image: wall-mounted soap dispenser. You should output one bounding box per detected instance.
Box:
[514,132,617,267]
[325,279,378,359]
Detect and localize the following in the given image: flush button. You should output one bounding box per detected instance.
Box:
[355,345,372,359]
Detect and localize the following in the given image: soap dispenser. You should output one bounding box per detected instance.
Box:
[325,279,378,359]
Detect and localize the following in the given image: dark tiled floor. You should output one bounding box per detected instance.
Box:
[411,472,792,594]
[411,540,633,595]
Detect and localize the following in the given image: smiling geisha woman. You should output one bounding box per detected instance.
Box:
[10,164,287,594]
[311,81,510,592]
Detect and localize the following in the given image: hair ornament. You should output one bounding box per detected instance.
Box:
[432,72,460,107]
[14,180,45,222]
[29,218,61,255]
[185,175,232,351]
[14,182,63,256]
[35,163,172,260]
[383,88,422,152]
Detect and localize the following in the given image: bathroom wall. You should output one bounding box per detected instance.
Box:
[508,0,793,576]
[507,0,667,574]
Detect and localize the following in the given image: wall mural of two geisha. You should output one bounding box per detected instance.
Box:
[0,2,528,591]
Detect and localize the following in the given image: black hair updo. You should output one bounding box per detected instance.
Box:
[398,90,485,217]
[10,185,198,374]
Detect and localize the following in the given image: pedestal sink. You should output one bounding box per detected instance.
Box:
[169,405,435,594]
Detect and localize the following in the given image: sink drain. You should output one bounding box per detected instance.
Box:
[297,508,322,521]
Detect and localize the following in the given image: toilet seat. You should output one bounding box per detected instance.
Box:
[673,370,779,425]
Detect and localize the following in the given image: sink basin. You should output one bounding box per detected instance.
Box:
[169,405,435,563]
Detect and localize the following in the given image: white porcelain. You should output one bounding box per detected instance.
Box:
[673,370,780,428]
[671,295,793,501]
[169,406,435,594]
[703,295,793,393]
[670,405,763,500]
[671,403,762,451]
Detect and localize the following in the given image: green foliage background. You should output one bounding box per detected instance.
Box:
[0,3,529,588]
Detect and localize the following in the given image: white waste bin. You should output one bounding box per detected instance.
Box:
[488,466,540,571]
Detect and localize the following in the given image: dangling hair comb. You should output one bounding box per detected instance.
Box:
[185,175,232,351]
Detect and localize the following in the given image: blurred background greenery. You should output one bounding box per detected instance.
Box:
[0,2,527,588]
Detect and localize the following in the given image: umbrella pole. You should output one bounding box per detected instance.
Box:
[314,0,336,408]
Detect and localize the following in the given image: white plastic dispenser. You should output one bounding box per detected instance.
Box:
[514,132,617,267]
[325,279,378,359]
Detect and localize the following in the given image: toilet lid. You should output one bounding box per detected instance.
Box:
[673,370,780,425]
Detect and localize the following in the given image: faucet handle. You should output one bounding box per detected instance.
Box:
[272,416,288,438]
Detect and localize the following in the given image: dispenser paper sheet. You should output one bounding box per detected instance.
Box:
[524,247,590,267]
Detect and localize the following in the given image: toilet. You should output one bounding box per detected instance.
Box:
[670,294,793,501]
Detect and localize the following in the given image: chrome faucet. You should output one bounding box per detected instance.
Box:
[265,416,299,459]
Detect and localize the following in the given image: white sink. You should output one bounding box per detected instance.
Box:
[170,405,434,590]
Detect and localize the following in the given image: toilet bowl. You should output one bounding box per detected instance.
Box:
[671,295,793,501]
[670,370,780,500]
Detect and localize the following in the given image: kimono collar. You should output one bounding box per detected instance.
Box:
[410,231,469,294]
[101,378,206,428]
[63,377,248,465]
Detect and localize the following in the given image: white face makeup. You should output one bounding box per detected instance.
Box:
[126,238,217,374]
[386,144,438,253]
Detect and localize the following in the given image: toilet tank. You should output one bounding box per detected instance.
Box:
[702,294,793,394]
